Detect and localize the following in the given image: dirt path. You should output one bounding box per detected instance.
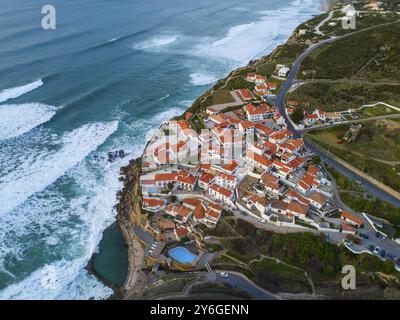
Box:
[118,218,148,298]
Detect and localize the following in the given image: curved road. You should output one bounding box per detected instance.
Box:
[276,20,400,208]
[216,271,280,300]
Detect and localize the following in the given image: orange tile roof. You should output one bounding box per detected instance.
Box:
[341,210,363,225]
[237,88,254,100]
[286,189,310,205]
[199,172,215,184]
[307,165,320,176]
[255,123,274,135]
[205,209,221,220]
[175,227,189,238]
[154,172,177,182]
[307,191,327,205]
[217,172,236,182]
[143,198,165,207]
[224,160,238,173]
[239,121,255,130]
[209,183,233,198]
[194,204,206,220]
[247,151,272,168]
[182,198,202,208]
[208,202,223,213]
[287,201,309,216]
[177,175,197,185]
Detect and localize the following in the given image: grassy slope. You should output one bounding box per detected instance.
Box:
[287,82,400,112]
[300,24,400,81]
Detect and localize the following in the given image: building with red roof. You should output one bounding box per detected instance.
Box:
[235,88,255,102]
[208,183,233,204]
[341,210,363,228]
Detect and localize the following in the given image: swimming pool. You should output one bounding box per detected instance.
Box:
[168,246,197,265]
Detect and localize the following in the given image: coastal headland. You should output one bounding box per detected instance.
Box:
[93,0,400,300]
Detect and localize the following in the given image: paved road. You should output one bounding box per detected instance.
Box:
[275,20,400,208]
[216,271,280,300]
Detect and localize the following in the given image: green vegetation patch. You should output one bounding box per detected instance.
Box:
[308,120,400,162]
[300,24,400,81]
[287,82,400,113]
[250,258,311,293]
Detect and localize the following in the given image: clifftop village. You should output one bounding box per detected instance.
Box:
[134,63,367,270]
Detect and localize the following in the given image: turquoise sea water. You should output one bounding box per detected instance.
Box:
[0,0,321,299]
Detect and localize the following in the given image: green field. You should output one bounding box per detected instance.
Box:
[287,82,400,113]
[210,89,235,104]
[308,127,400,192]
[308,121,400,161]
[299,24,400,81]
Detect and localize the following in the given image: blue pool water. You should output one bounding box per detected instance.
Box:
[168,247,198,264]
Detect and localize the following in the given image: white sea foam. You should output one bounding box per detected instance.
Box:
[194,1,320,65]
[0,79,43,103]
[132,0,320,76]
[189,72,218,86]
[133,34,180,51]
[0,145,128,300]
[0,121,118,216]
[107,36,121,43]
[0,103,57,140]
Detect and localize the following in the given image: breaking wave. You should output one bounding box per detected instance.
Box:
[0,121,119,216]
[0,103,57,140]
[0,79,43,103]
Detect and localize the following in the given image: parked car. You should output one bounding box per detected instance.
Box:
[359,233,369,239]
[219,272,229,278]
[369,245,375,253]
[373,246,380,254]
[387,253,396,261]
[375,232,381,238]
[380,250,386,258]
[241,212,248,216]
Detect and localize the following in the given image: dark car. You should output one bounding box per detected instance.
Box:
[369,245,375,252]
[359,233,369,239]
[375,232,381,238]
[380,250,386,258]
[387,253,396,261]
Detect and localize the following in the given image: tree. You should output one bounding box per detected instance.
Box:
[290,108,304,124]
[312,155,321,164]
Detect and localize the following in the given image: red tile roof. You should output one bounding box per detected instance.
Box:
[287,201,309,216]
[199,172,215,184]
[154,172,177,182]
[175,226,189,238]
[341,210,363,225]
[143,198,165,208]
[209,183,233,198]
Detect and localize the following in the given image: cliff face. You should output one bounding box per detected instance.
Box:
[116,157,147,227]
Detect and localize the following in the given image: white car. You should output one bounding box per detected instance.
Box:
[374,246,380,254]
[219,272,229,278]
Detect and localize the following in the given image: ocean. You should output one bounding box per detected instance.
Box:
[0,0,322,299]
